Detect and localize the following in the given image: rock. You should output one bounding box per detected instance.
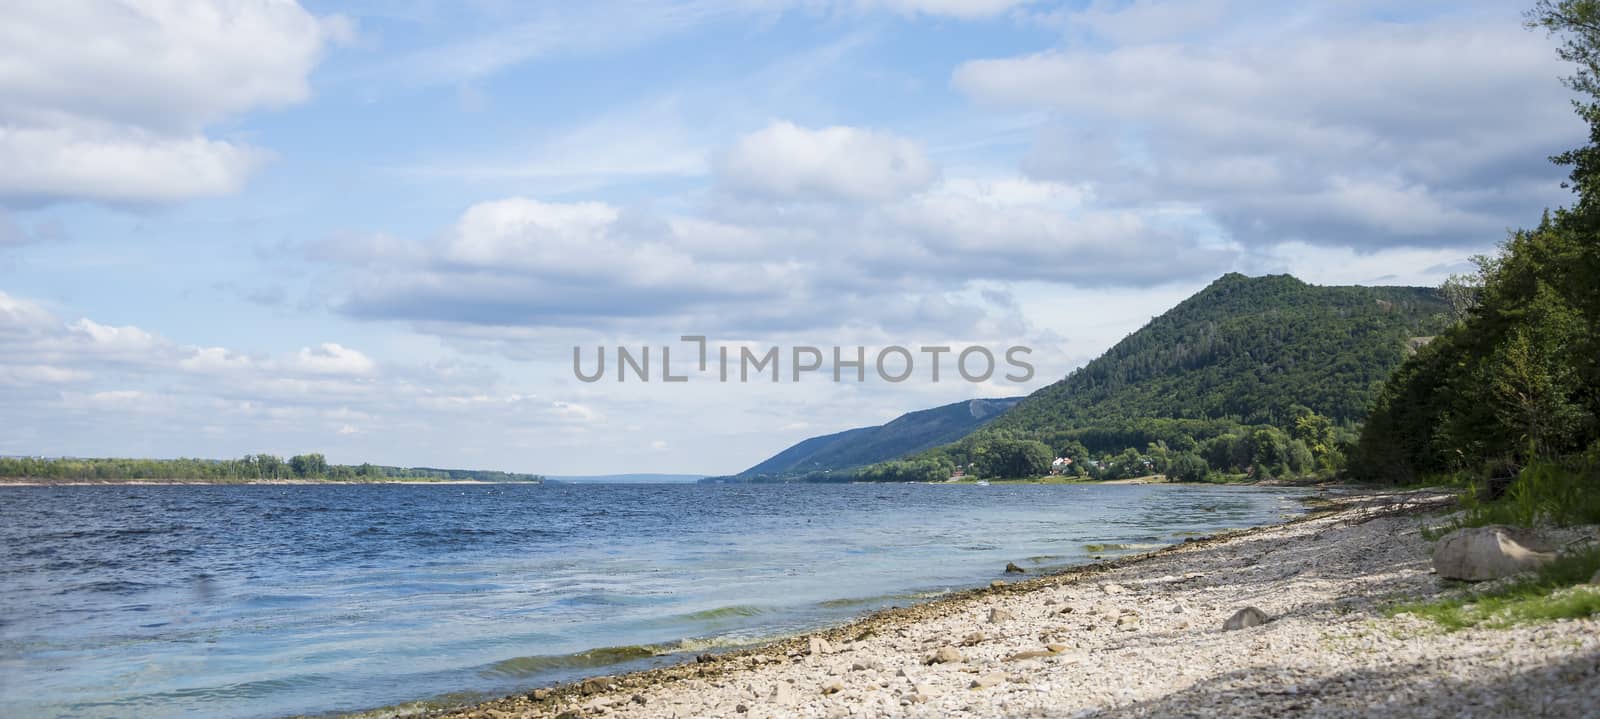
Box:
[1169,602,1185,614]
[927,646,963,664]
[1116,612,1140,630]
[988,607,1016,623]
[736,704,748,713]
[1100,583,1126,595]
[530,688,553,701]
[555,711,582,719]
[990,580,1007,588]
[1432,525,1557,581]
[770,683,798,705]
[961,631,987,646]
[821,681,845,695]
[1045,643,1070,653]
[809,636,833,655]
[580,676,615,696]
[696,653,715,663]
[631,694,647,705]
[970,672,1008,689]
[1005,562,1026,574]
[1005,649,1055,661]
[1223,606,1269,631]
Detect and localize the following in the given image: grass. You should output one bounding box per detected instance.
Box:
[1391,545,1600,630]
[1419,459,1600,540]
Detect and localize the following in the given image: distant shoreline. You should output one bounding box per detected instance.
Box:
[0,478,540,486]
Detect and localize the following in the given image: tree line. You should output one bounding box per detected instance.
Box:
[1351,0,1600,488]
[0,454,545,483]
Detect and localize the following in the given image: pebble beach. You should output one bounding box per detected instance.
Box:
[428,489,1600,719]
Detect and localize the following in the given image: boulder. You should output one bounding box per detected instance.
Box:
[1005,562,1026,574]
[926,646,963,664]
[988,607,1016,623]
[809,636,833,656]
[1432,525,1556,581]
[1223,607,1269,631]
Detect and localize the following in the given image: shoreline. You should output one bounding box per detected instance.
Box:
[0,479,540,486]
[395,487,1600,719]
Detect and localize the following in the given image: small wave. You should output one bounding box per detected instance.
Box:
[665,632,785,653]
[480,645,664,678]
[1085,541,1169,553]
[55,580,163,596]
[816,589,951,609]
[680,604,768,621]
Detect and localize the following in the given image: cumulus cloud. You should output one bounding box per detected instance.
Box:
[718,121,938,202]
[0,289,620,467]
[0,0,344,205]
[322,174,1227,345]
[953,11,1581,249]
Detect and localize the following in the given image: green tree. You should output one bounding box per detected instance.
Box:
[1167,452,1209,483]
[973,439,1053,479]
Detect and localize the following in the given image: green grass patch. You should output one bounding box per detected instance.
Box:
[1391,545,1600,630]
[1421,459,1600,540]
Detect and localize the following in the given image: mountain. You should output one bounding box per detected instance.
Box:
[993,273,1449,433]
[731,396,1023,480]
[888,273,1451,481]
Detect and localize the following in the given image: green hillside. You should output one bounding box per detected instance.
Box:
[880,274,1450,481]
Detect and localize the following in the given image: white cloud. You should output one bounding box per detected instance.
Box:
[953,13,1580,248]
[719,121,938,202]
[0,0,343,205]
[290,343,376,376]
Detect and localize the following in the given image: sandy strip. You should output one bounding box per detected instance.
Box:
[424,489,1600,719]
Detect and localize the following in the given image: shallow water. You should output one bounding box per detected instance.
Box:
[0,482,1309,718]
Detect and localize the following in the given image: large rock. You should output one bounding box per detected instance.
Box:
[1432,525,1556,581]
[1223,606,1268,631]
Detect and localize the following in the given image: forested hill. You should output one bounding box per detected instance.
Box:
[991,273,1448,434]
[729,397,1022,480]
[856,274,1452,483]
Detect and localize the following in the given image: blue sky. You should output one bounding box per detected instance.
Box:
[0,0,1585,474]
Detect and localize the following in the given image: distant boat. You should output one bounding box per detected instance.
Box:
[974,480,990,486]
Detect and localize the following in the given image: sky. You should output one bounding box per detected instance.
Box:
[0,0,1587,475]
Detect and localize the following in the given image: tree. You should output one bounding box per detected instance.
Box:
[1167,452,1209,483]
[289,453,328,478]
[973,439,1053,479]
